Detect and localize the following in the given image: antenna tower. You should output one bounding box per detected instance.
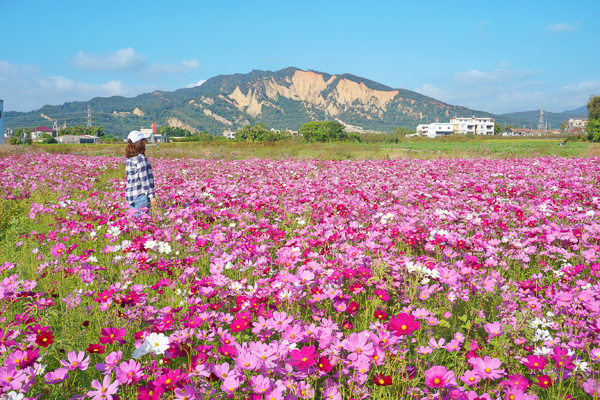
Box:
[87,106,92,127]
[537,106,545,130]
[53,120,58,134]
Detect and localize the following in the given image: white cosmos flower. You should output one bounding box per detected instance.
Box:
[132,345,149,359]
[3,392,25,400]
[574,360,589,372]
[534,329,552,342]
[158,242,172,254]
[533,346,552,356]
[144,333,170,355]
[144,240,158,250]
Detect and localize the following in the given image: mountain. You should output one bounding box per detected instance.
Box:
[6,67,511,136]
[563,105,587,115]
[499,109,583,129]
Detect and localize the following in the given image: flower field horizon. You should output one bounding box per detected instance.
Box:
[1,153,600,400]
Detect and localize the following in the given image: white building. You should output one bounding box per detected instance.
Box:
[568,118,588,129]
[223,129,236,139]
[450,116,495,135]
[426,123,454,138]
[140,128,167,143]
[0,100,4,145]
[416,124,430,136]
[31,126,57,141]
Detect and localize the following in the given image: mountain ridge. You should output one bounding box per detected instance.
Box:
[6,67,517,136]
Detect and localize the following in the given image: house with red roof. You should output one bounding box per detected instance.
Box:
[31,126,57,141]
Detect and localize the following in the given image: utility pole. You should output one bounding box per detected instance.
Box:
[87,106,92,128]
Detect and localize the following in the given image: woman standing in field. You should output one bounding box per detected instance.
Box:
[125,130,157,216]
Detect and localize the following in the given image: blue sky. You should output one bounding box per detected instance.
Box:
[1,0,598,114]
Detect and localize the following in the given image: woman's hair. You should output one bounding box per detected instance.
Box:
[125,139,146,158]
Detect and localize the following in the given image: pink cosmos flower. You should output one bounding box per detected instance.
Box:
[88,375,120,400]
[60,351,90,371]
[290,345,318,369]
[460,370,480,386]
[471,356,505,380]
[51,242,66,258]
[445,339,461,352]
[236,351,259,371]
[268,311,294,332]
[428,337,446,349]
[250,375,272,394]
[343,332,374,364]
[44,368,70,384]
[115,359,142,385]
[174,386,197,400]
[503,386,525,400]
[484,321,504,338]
[583,378,600,396]
[95,350,122,375]
[99,327,127,345]
[323,387,342,400]
[0,366,26,390]
[221,377,240,394]
[424,365,456,388]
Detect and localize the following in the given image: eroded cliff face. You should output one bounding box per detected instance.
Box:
[167,117,199,134]
[227,70,399,118]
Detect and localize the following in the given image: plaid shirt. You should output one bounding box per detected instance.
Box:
[125,154,155,205]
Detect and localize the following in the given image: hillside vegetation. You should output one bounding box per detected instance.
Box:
[6,67,515,136]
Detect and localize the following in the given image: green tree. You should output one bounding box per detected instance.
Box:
[587,119,600,142]
[7,137,21,145]
[236,123,289,142]
[588,95,600,121]
[40,133,57,144]
[299,121,346,142]
[393,127,414,137]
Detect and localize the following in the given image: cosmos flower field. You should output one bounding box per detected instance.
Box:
[1,153,600,400]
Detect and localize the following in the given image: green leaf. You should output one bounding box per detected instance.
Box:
[458,314,468,323]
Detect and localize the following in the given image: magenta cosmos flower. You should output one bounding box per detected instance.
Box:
[471,356,505,380]
[99,327,127,345]
[424,365,456,388]
[290,345,318,369]
[388,313,421,336]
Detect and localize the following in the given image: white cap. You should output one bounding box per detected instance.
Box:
[127,130,151,144]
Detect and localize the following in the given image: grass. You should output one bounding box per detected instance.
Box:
[1,136,597,160]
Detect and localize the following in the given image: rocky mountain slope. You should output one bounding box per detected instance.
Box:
[6,67,504,135]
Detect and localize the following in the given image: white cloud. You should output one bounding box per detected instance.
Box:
[70,48,199,77]
[476,21,488,27]
[186,80,206,88]
[144,59,200,76]
[70,48,147,71]
[415,67,599,114]
[0,60,159,111]
[454,68,535,86]
[498,60,511,68]
[547,23,576,33]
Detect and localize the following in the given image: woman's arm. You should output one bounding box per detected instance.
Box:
[140,157,156,200]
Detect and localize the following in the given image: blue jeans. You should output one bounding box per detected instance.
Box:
[130,195,150,217]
